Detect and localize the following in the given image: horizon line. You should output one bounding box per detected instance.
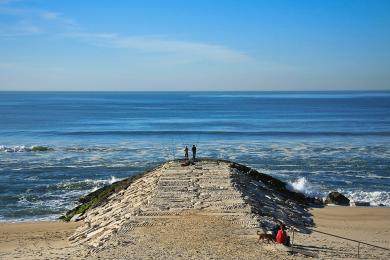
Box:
[0,89,389,93]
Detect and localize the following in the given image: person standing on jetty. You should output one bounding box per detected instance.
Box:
[184,146,189,159]
[192,145,197,160]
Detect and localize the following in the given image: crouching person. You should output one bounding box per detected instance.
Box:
[276,224,291,247]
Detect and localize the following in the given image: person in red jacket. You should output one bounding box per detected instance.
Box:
[276,224,287,244]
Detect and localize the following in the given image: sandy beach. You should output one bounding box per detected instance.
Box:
[1,207,389,259]
[0,221,81,259]
[294,207,390,259]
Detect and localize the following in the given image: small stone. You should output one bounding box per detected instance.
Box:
[351,201,370,207]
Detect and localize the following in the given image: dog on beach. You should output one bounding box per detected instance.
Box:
[256,231,274,244]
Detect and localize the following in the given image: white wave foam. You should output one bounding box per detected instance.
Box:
[17,195,30,206]
[54,179,105,190]
[11,176,128,222]
[54,176,122,190]
[0,215,62,223]
[344,191,390,206]
[109,176,122,184]
[287,178,390,206]
[0,145,52,152]
[0,145,27,152]
[287,177,325,198]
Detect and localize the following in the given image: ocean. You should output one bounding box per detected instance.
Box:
[0,91,389,222]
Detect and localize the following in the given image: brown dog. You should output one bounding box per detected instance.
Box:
[257,231,274,244]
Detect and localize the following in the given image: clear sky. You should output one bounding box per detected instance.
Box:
[0,0,389,91]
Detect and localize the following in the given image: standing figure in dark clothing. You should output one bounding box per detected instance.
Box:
[184,146,189,159]
[192,145,197,160]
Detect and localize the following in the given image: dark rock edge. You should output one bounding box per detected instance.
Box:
[60,159,321,222]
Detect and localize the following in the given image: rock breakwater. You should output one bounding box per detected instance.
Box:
[65,159,315,258]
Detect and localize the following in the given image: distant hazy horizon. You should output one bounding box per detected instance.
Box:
[1,0,389,91]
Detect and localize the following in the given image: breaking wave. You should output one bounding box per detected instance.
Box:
[287,177,325,198]
[0,175,125,222]
[50,176,122,191]
[288,177,390,206]
[344,191,390,207]
[0,145,53,152]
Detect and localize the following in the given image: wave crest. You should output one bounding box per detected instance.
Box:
[0,145,53,152]
[287,177,325,198]
[288,177,390,206]
[345,191,390,207]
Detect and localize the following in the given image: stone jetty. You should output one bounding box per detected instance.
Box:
[65,159,314,259]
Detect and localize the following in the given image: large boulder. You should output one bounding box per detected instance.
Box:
[325,191,350,206]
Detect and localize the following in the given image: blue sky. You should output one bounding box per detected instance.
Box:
[0,0,389,91]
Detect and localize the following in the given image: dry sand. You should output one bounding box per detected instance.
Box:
[293,207,390,259]
[0,221,81,259]
[1,207,389,259]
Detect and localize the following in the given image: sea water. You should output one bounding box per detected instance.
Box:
[0,91,389,221]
